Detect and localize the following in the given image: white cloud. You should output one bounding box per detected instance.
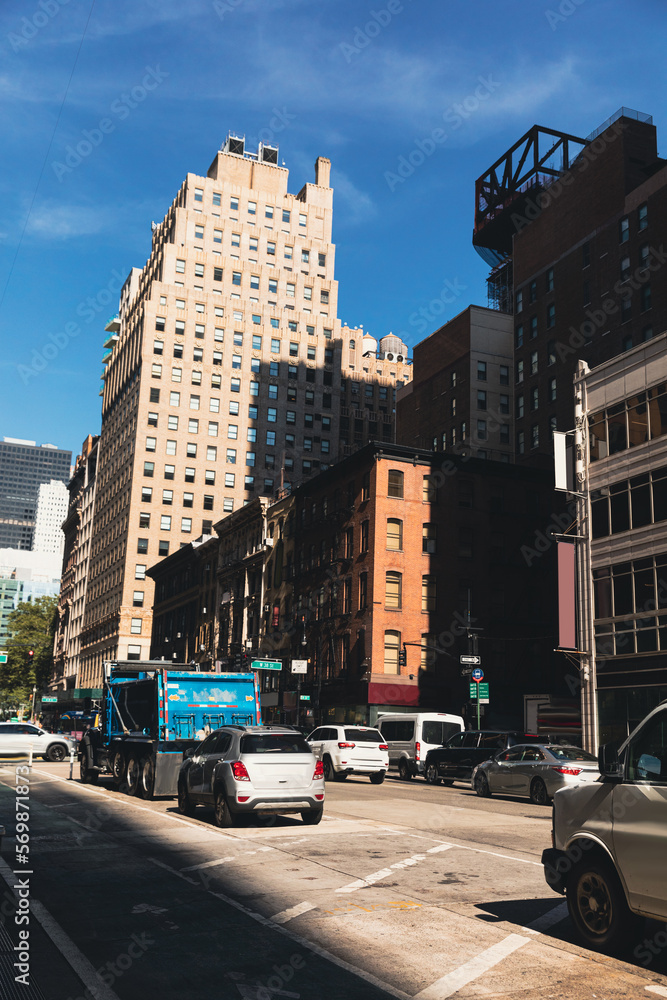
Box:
[26,204,110,239]
[331,170,376,225]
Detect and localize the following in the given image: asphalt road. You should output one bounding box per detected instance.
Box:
[2,762,667,1000]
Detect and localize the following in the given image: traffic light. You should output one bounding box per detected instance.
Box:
[398,647,407,668]
[27,649,34,664]
[242,651,251,670]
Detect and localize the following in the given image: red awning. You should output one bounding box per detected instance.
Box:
[368,681,419,707]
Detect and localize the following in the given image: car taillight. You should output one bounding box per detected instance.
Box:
[313,760,324,779]
[338,742,355,749]
[551,765,582,776]
[379,744,388,751]
[415,741,421,762]
[232,761,250,781]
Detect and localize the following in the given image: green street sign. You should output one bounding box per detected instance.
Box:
[469,683,489,701]
[300,695,311,701]
[41,696,58,703]
[251,659,282,671]
[0,654,7,664]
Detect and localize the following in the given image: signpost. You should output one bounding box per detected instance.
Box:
[469,683,489,702]
[291,660,308,674]
[251,659,282,671]
[41,696,58,703]
[0,652,7,665]
[460,655,481,665]
[470,668,486,727]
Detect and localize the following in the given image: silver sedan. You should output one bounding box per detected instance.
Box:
[471,744,599,805]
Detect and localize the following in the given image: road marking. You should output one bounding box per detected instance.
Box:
[0,856,122,1000]
[271,901,317,925]
[335,849,451,893]
[646,988,667,997]
[413,933,530,999]
[181,857,236,872]
[148,857,410,999]
[523,901,569,934]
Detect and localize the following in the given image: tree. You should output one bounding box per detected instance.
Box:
[1,596,58,705]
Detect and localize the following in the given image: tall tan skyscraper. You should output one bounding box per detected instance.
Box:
[79,135,410,684]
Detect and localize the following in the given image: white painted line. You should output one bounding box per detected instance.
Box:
[413,933,531,999]
[181,857,236,872]
[427,844,454,854]
[148,857,410,999]
[523,901,569,934]
[336,851,440,893]
[646,987,667,997]
[271,901,316,925]
[0,857,121,1000]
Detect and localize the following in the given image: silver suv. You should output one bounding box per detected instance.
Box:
[543,700,667,951]
[0,722,75,761]
[177,725,325,827]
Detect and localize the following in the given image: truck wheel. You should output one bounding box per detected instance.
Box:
[111,751,124,789]
[140,758,155,800]
[398,759,412,781]
[425,763,441,785]
[125,756,140,796]
[213,791,236,828]
[79,754,98,785]
[566,857,640,952]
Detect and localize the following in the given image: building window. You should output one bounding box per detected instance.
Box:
[422,576,436,612]
[530,351,538,376]
[517,394,525,419]
[423,475,436,502]
[143,461,154,478]
[135,564,146,580]
[141,487,152,502]
[516,359,524,384]
[546,267,554,292]
[619,216,629,243]
[386,518,402,550]
[384,631,400,674]
[517,430,525,454]
[130,618,142,635]
[499,365,509,386]
[531,423,539,449]
[185,467,195,482]
[162,490,173,505]
[530,316,538,339]
[388,470,404,498]
[549,377,557,402]
[151,364,162,378]
[158,541,169,557]
[133,591,144,608]
[516,289,523,313]
[641,285,651,312]
[385,572,402,609]
[638,203,648,230]
[477,361,487,381]
[181,518,192,533]
[529,280,537,303]
[499,394,510,415]
[458,527,473,558]
[137,538,148,554]
[422,523,436,553]
[477,420,487,440]
[359,573,368,610]
[477,390,487,410]
[531,387,539,411]
[226,449,236,464]
[546,303,555,328]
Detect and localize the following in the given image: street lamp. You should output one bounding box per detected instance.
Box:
[30,686,37,722]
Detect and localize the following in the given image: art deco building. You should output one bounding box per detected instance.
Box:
[79,135,410,686]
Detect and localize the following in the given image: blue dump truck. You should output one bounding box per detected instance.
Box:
[79,661,261,799]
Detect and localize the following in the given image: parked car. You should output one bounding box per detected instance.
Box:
[471,744,599,804]
[307,725,389,782]
[177,725,325,826]
[543,699,667,952]
[0,722,75,762]
[376,712,464,779]
[423,730,543,785]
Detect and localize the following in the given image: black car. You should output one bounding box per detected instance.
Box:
[423,730,542,785]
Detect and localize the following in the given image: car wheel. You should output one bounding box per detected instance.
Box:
[369,771,386,785]
[425,763,441,785]
[213,790,236,828]
[474,772,491,797]
[398,759,412,781]
[46,743,67,762]
[140,758,155,800]
[530,777,550,806]
[177,780,196,816]
[322,756,335,781]
[566,857,640,952]
[111,751,124,788]
[301,808,323,825]
[125,756,140,796]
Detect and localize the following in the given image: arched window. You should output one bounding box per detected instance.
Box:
[388,469,404,498]
[386,519,403,551]
[384,630,401,674]
[385,571,402,609]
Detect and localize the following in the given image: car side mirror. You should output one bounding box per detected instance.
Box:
[184,747,195,759]
[37,730,44,736]
[598,742,623,778]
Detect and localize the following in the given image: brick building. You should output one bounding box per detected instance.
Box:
[473,108,667,465]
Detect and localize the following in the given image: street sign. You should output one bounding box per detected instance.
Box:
[460,668,472,677]
[460,655,481,665]
[300,695,311,701]
[0,655,7,665]
[41,696,58,703]
[251,659,282,671]
[471,667,484,682]
[291,659,308,674]
[469,683,489,701]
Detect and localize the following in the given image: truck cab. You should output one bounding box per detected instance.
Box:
[542,699,667,951]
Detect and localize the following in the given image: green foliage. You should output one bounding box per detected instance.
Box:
[1,596,58,702]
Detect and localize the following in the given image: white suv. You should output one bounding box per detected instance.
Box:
[0,722,75,761]
[307,725,389,783]
[543,699,667,952]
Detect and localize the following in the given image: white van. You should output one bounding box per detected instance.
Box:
[376,712,465,779]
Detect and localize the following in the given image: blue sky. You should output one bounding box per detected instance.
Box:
[1,0,666,458]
